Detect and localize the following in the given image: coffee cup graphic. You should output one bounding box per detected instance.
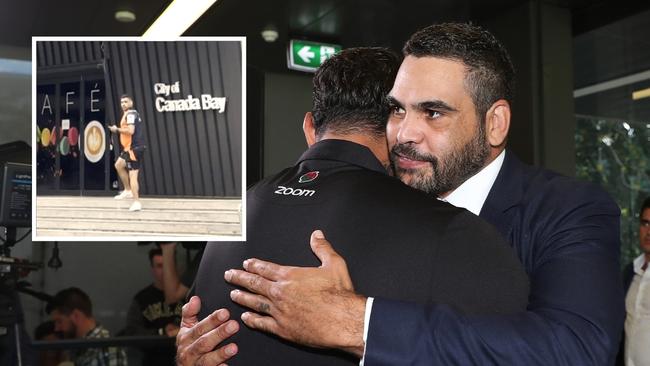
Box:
[84,121,105,163]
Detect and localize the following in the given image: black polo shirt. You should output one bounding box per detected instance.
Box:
[125,109,145,149]
[196,139,529,365]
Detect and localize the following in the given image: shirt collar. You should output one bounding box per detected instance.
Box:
[296,139,389,175]
[633,253,649,275]
[442,149,506,215]
[84,325,101,338]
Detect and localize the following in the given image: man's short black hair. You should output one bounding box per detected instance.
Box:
[641,197,650,218]
[48,287,93,317]
[311,47,400,139]
[120,94,133,101]
[404,23,515,123]
[149,247,162,266]
[34,320,57,341]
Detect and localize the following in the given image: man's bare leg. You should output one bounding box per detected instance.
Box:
[114,158,132,199]
[115,158,131,191]
[129,169,141,211]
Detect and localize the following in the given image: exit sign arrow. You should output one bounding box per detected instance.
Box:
[288,40,342,73]
[297,46,315,63]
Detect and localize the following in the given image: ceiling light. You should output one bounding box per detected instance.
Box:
[261,29,279,42]
[143,0,218,38]
[115,10,136,23]
[632,87,650,100]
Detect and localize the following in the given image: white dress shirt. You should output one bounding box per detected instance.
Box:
[625,254,650,366]
[360,150,506,364]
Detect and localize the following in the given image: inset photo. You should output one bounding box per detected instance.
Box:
[32,38,245,241]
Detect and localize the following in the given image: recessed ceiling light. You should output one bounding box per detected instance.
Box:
[261,29,279,42]
[115,10,136,23]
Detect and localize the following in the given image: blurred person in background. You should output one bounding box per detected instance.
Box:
[49,287,127,366]
[121,248,181,366]
[160,242,204,305]
[622,197,650,366]
[34,320,67,366]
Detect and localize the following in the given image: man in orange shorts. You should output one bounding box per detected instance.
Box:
[109,94,145,211]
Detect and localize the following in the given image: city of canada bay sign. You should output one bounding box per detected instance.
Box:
[154,81,226,113]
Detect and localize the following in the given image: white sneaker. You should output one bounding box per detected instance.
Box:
[129,201,142,211]
[114,190,133,199]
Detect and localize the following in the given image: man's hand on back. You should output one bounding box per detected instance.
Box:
[225,230,367,357]
[176,296,240,365]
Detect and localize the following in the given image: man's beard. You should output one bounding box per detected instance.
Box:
[390,124,490,196]
[61,324,77,339]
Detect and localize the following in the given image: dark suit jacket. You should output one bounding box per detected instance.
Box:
[195,140,529,365]
[366,150,625,366]
[616,263,635,366]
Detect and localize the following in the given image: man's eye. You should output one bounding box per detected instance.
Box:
[426,110,441,119]
[390,106,405,115]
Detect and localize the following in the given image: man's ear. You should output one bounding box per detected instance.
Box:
[485,99,511,147]
[69,309,81,323]
[303,112,317,147]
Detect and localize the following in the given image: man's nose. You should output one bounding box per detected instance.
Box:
[396,114,425,144]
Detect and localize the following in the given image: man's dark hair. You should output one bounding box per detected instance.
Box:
[641,197,650,218]
[120,94,133,103]
[404,23,515,123]
[149,247,162,265]
[48,287,93,317]
[34,320,58,341]
[311,47,400,139]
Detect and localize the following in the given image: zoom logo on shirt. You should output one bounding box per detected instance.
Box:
[274,185,316,197]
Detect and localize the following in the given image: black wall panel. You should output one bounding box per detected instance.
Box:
[36,41,103,67]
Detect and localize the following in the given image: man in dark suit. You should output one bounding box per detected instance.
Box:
[176,47,529,365]
[221,23,624,365]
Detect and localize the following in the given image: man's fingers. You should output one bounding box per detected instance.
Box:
[240,311,280,335]
[310,230,341,267]
[194,343,238,366]
[188,320,239,356]
[187,308,230,342]
[242,258,288,281]
[310,230,354,290]
[224,269,273,297]
[230,289,274,314]
[180,296,201,327]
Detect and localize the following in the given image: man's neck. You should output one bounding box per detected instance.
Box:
[318,133,390,171]
[440,149,506,215]
[438,146,505,198]
[76,317,97,338]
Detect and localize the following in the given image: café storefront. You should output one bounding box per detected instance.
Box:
[35,40,243,198]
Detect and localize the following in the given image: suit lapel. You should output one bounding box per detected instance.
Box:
[479,150,525,242]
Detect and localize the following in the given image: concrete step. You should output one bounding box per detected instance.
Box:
[35,229,212,238]
[37,207,239,223]
[37,218,241,236]
[37,197,242,211]
[36,195,242,238]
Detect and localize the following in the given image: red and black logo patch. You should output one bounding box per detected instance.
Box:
[298,171,319,183]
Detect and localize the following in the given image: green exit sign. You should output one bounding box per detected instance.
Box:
[288,40,342,73]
